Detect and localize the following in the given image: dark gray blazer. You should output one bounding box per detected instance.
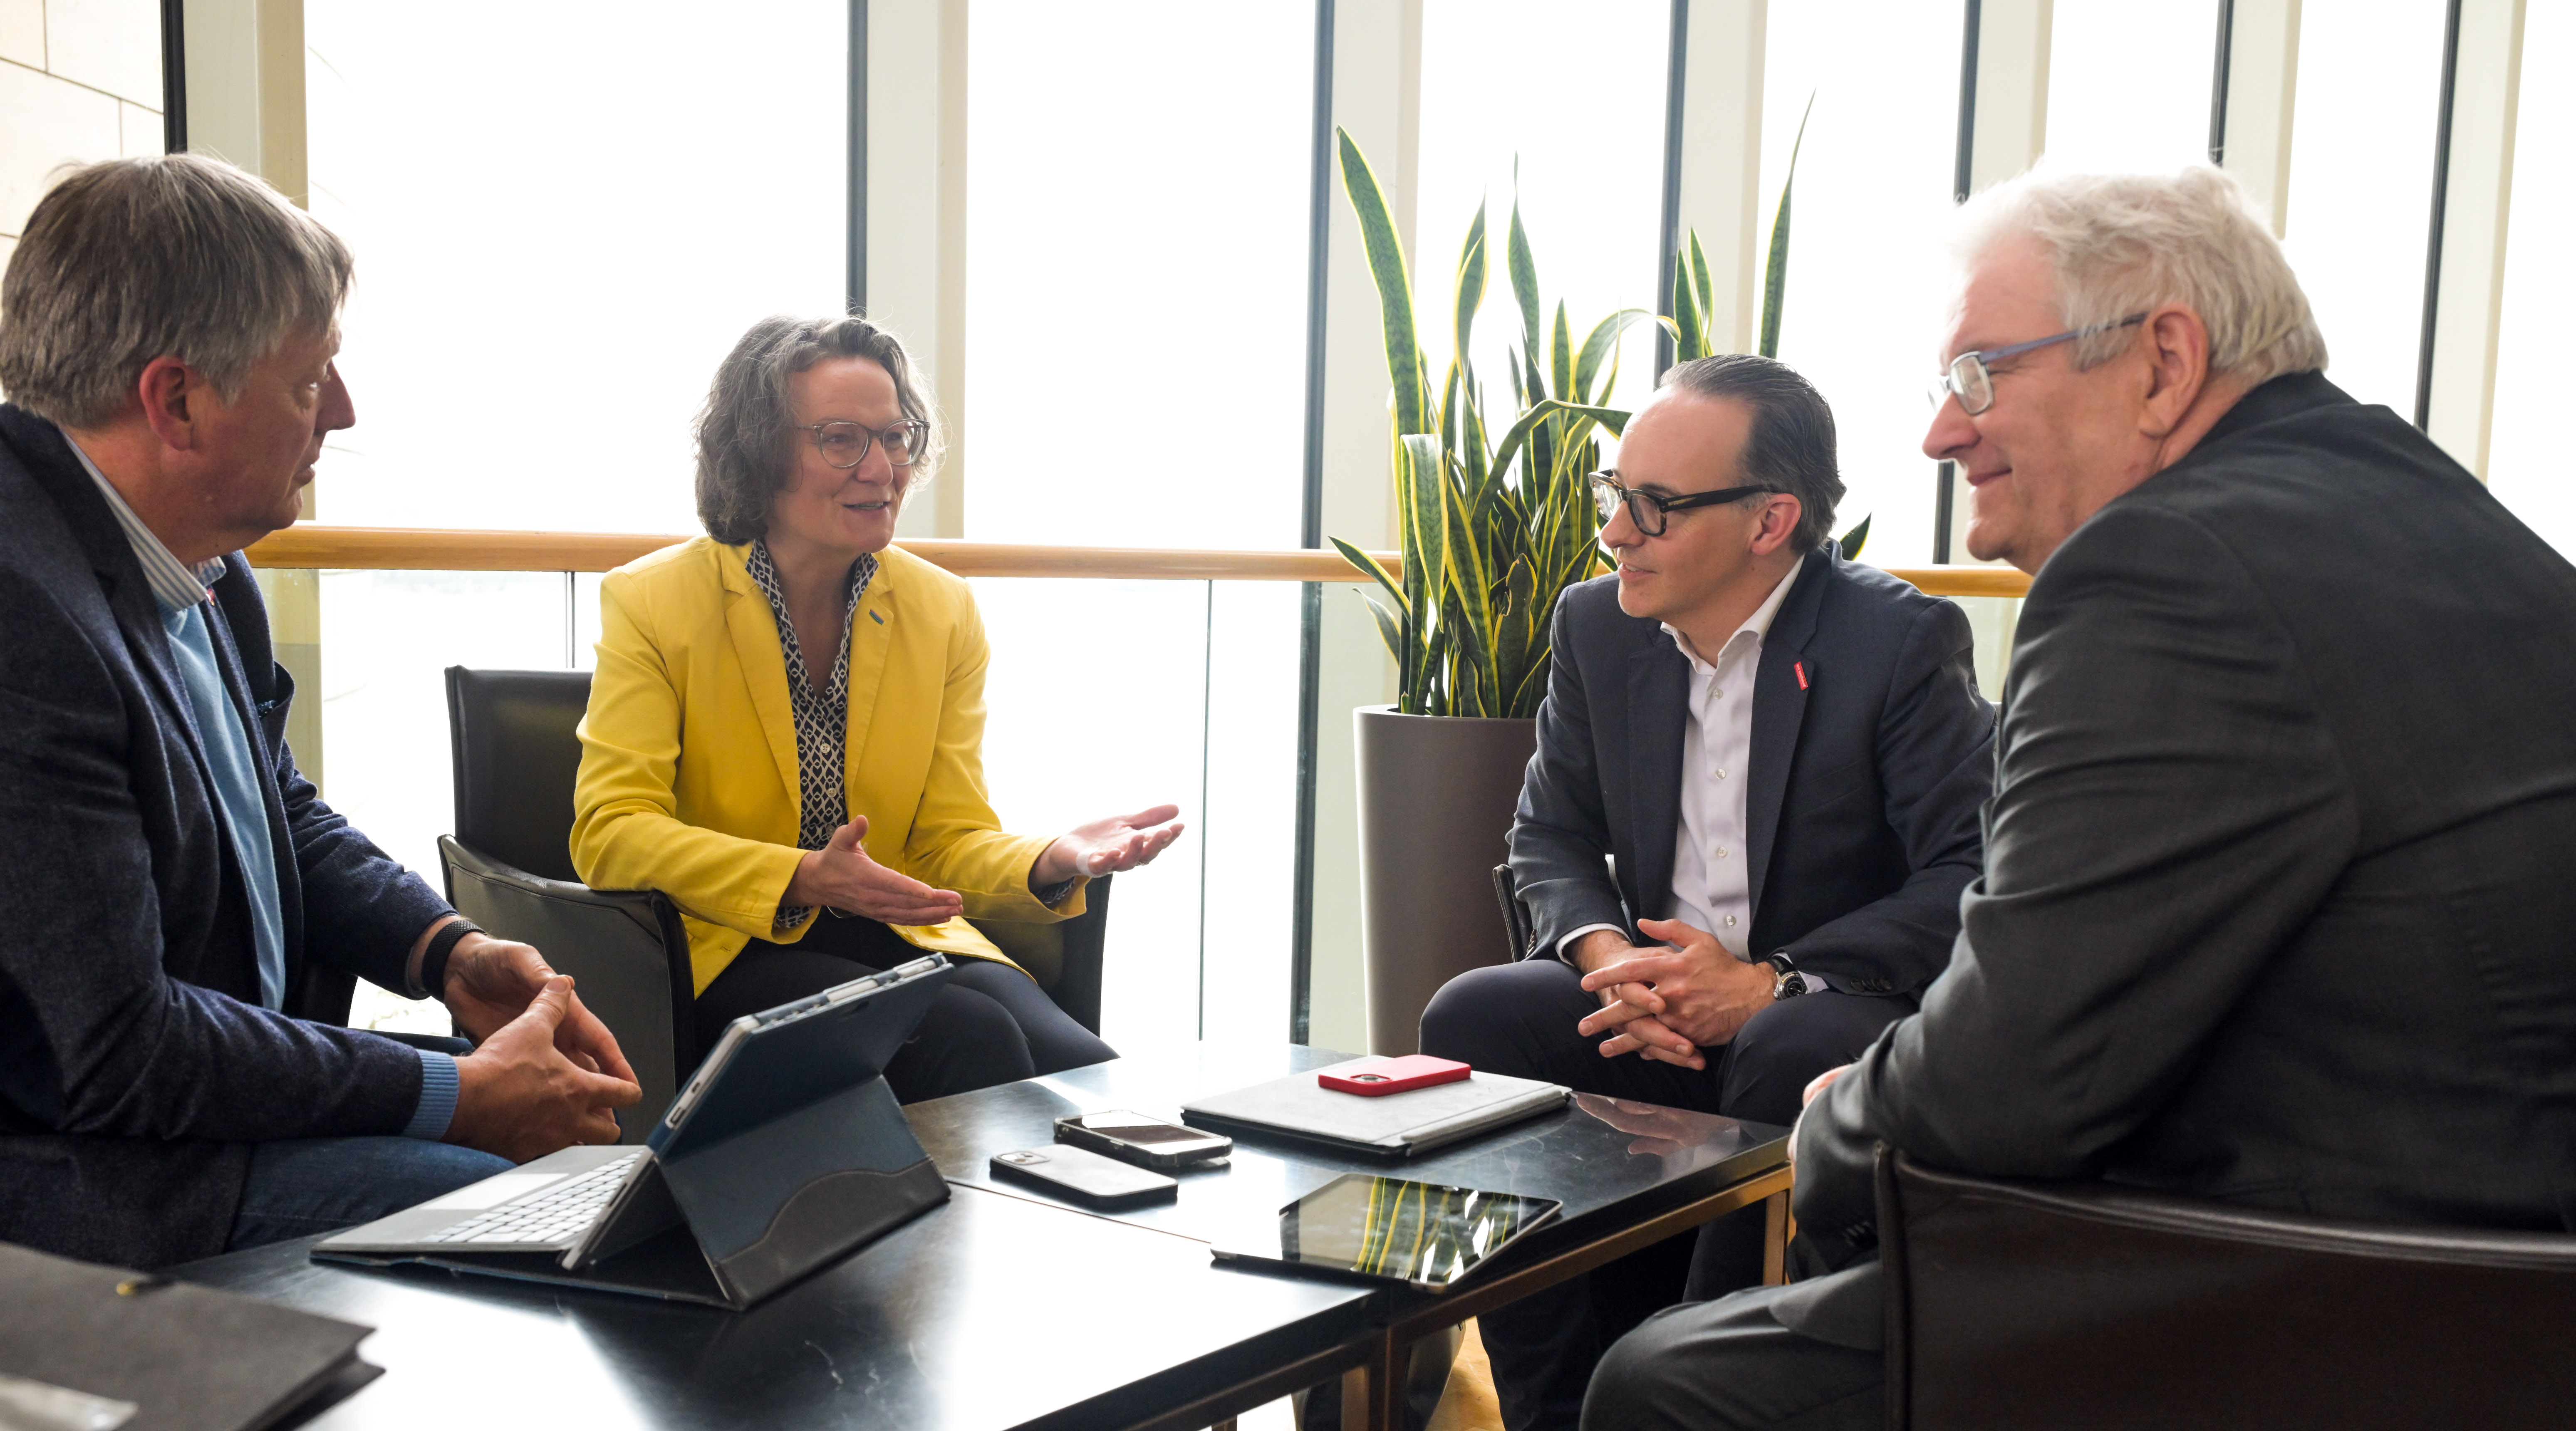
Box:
[0,405,453,1268]
[1508,543,1995,993]
[1785,372,2576,1343]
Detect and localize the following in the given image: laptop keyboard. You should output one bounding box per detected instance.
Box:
[421,1153,642,1247]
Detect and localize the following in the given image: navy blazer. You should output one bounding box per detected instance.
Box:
[0,405,453,1268]
[1508,542,1995,994]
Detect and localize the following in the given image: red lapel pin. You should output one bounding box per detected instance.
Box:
[1795,661,1809,690]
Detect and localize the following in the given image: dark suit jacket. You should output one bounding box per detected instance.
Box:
[0,404,453,1268]
[1508,542,1996,994]
[1786,372,2576,1344]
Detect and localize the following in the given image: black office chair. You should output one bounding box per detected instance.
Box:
[443,668,695,1142]
[441,667,1117,1136]
[1878,1146,2576,1430]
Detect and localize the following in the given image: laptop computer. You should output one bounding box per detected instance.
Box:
[316,953,956,1309]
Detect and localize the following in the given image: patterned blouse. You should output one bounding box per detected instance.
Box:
[745,538,879,932]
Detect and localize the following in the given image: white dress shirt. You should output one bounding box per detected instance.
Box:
[1562,557,1813,983]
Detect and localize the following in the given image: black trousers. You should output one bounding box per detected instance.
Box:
[693,914,1117,1104]
[1419,958,1910,1431]
[1581,1268,1884,1431]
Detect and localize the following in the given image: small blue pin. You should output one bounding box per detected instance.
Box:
[869,609,885,624]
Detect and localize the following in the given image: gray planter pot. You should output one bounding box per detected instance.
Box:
[1352,706,1538,1055]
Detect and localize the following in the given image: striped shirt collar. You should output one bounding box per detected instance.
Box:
[58,425,223,613]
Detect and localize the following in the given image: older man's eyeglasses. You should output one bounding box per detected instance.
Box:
[1589,472,1776,539]
[798,419,931,470]
[1927,312,2149,416]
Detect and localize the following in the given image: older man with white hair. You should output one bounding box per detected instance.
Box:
[1580,165,2576,1429]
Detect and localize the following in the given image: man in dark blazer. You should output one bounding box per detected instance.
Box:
[1585,168,2576,1431]
[1419,354,1996,1431]
[0,154,640,1269]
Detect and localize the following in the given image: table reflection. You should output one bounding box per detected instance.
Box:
[1570,1093,1758,1174]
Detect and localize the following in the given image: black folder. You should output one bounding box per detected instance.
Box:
[317,956,955,1309]
[0,1241,377,1431]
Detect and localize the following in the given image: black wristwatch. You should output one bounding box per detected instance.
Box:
[1764,951,1807,1002]
[417,918,484,1000]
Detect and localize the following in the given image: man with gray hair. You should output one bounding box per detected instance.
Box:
[1583,165,2576,1428]
[0,154,641,1268]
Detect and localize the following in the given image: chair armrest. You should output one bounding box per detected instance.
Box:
[1881,1149,2576,1431]
[439,835,695,1141]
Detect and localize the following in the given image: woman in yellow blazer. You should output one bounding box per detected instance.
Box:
[571,314,1181,1102]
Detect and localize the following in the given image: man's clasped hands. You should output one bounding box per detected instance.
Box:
[1568,917,1782,1071]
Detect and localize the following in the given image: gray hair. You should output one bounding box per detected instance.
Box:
[1657,353,1844,551]
[0,155,352,428]
[695,314,943,545]
[1953,165,2327,384]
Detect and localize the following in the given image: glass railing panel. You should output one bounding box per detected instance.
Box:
[1949,593,2023,701]
[1196,581,1303,1047]
[317,569,570,1030]
[974,576,1300,1050]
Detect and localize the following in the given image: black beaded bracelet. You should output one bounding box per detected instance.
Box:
[418,918,483,1000]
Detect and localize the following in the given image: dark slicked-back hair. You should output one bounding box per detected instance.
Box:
[1658,353,1845,551]
[0,154,352,427]
[694,314,942,545]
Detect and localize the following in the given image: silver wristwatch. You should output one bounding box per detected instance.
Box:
[1764,952,1808,1001]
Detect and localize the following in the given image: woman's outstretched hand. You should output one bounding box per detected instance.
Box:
[784,817,966,926]
[1032,804,1185,888]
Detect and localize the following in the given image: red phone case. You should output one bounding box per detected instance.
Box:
[1319,1055,1473,1097]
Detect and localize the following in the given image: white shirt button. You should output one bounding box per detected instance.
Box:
[1724,916,1738,927]
[1714,847,1729,859]
[1716,768,1728,780]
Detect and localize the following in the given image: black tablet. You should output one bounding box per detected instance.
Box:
[1210,1173,1561,1291]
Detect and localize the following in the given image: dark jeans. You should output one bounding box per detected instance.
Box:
[226,1136,514,1252]
[694,914,1117,1104]
[1419,958,1910,1431]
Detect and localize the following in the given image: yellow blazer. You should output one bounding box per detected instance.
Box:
[570,537,1082,995]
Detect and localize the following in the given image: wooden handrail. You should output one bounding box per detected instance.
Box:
[243,524,2034,598]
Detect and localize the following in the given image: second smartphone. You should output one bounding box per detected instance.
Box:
[1055,1109,1233,1169]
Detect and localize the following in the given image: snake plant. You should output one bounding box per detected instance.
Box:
[1329,129,1651,717]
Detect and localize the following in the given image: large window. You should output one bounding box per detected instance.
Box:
[305,1,847,535]
[2276,0,2450,417]
[1761,0,1967,567]
[1410,0,1669,428]
[2486,2,2572,553]
[300,0,848,1021]
[963,1,1316,1050]
[2043,0,2221,173]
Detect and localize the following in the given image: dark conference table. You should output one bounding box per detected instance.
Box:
[178,1044,1788,1431]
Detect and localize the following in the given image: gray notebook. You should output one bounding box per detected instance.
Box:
[1181,1058,1570,1159]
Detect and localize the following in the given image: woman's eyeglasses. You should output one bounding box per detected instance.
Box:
[797,419,931,470]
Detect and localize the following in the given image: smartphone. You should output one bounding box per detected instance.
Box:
[1053,1110,1233,1169]
[1318,1054,1473,1097]
[990,1145,1178,1206]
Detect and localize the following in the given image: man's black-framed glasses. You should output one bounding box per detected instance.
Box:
[1588,472,1776,538]
[797,418,931,469]
[1927,312,2149,416]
